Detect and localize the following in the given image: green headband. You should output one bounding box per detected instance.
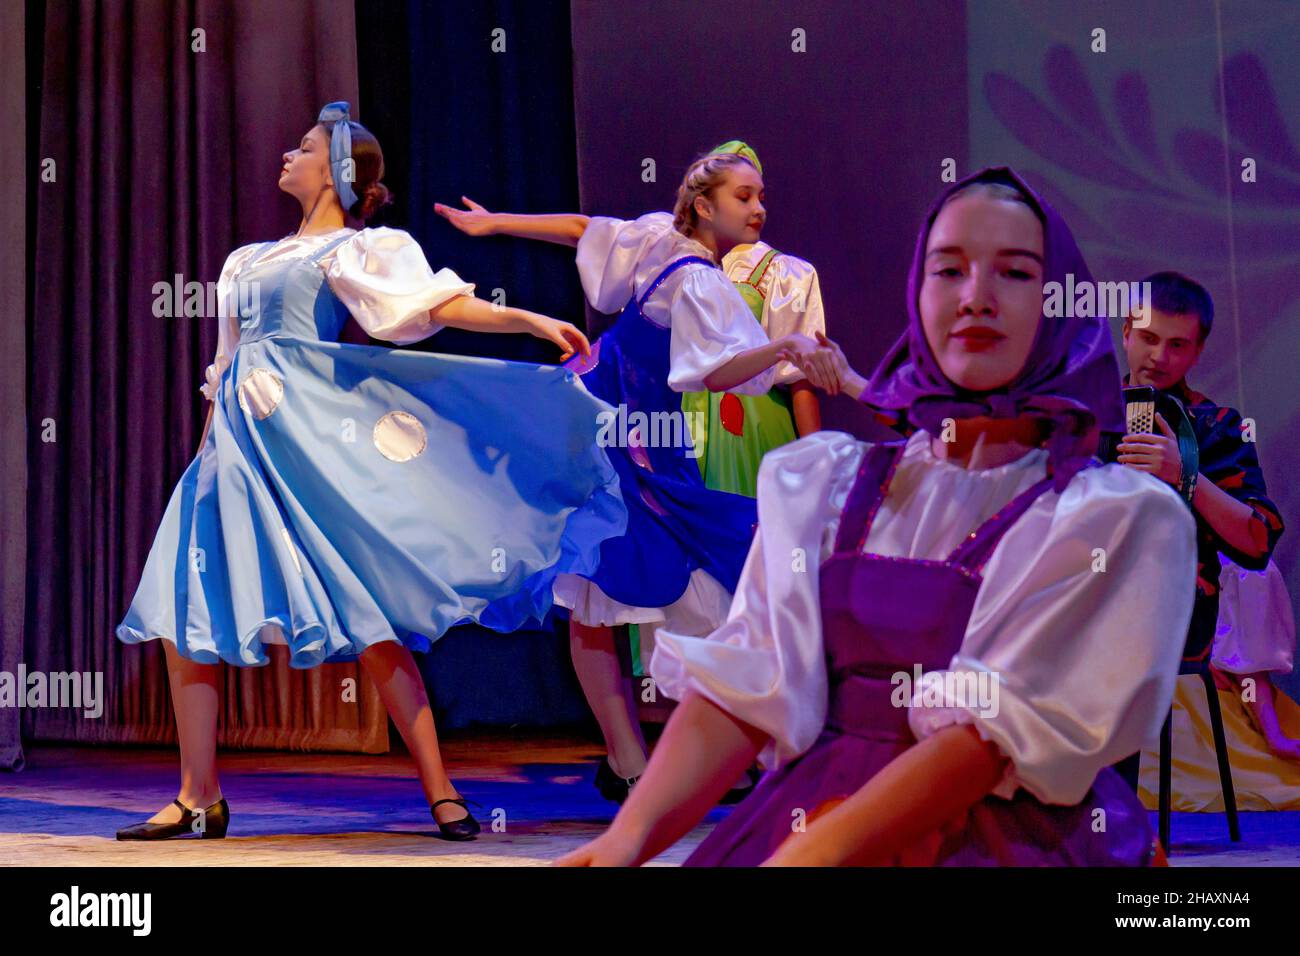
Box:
[709,140,762,175]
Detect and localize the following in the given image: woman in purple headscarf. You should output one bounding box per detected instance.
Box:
[555,167,1198,866]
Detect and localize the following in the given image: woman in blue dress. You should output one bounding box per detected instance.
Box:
[436,150,839,804]
[114,103,626,841]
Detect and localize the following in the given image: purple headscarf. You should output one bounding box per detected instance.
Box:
[860,166,1123,490]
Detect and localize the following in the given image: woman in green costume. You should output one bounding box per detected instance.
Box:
[679,141,826,496]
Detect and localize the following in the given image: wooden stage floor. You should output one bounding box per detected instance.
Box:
[1,732,1296,866]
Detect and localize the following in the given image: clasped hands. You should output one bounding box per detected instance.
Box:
[777,331,867,398]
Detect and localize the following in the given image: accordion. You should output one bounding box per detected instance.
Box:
[1119,385,1199,504]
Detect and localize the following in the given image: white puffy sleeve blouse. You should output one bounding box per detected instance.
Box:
[650,429,1198,805]
[575,212,776,395]
[200,227,474,400]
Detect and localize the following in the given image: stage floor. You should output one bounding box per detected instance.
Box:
[1,734,1296,866]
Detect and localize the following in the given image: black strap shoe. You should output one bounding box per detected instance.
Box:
[116,797,229,840]
[430,798,482,841]
[593,757,641,804]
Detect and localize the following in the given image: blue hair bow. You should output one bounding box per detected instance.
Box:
[318,101,358,213]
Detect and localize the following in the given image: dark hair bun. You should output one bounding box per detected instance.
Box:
[353,181,393,221]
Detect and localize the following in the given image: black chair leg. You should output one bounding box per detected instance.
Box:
[1159,708,1173,854]
[1200,669,1242,842]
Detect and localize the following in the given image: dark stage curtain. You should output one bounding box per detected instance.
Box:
[22,0,390,757]
[2,1,29,770]
[354,0,594,730]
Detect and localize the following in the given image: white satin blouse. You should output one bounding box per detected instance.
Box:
[554,212,788,629]
[200,226,475,401]
[575,212,776,395]
[721,241,826,387]
[649,429,1199,806]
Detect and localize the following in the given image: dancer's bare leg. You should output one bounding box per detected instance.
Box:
[638,620,753,793]
[147,639,223,823]
[1237,671,1300,761]
[359,640,468,823]
[570,620,648,778]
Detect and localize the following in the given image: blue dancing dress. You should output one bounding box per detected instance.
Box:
[117,227,626,668]
[552,213,777,637]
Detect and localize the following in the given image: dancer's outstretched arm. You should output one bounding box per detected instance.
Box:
[429,294,591,360]
[717,335,843,394]
[435,196,588,247]
[555,690,767,866]
[437,199,842,391]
